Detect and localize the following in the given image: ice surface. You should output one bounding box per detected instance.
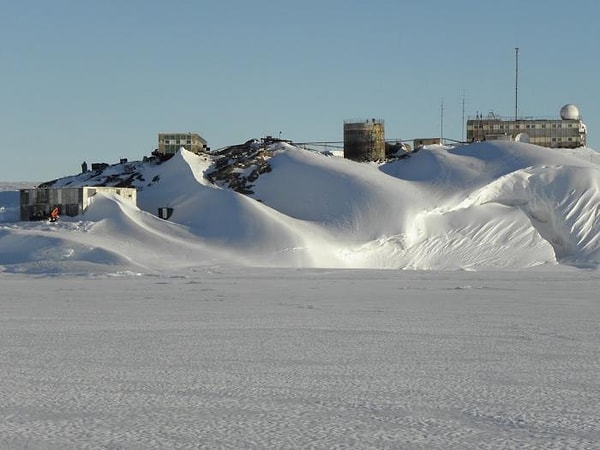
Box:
[0,269,598,449]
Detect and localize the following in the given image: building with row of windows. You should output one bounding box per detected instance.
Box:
[157,133,208,156]
[466,104,587,149]
[20,187,137,221]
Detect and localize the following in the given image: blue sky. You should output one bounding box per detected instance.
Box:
[2,0,598,181]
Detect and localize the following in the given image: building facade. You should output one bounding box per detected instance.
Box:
[343,119,386,162]
[157,133,208,156]
[466,105,587,149]
[20,187,137,221]
[414,138,442,149]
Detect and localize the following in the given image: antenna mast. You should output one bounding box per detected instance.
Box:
[515,47,519,121]
[440,98,444,143]
[461,90,466,142]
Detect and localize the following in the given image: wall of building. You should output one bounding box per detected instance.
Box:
[343,119,385,162]
[82,187,137,210]
[414,138,442,149]
[158,133,207,155]
[19,187,137,221]
[466,118,586,148]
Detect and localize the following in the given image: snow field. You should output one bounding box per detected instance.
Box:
[0,269,599,449]
[1,141,599,448]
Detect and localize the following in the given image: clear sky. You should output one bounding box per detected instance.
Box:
[1,0,599,181]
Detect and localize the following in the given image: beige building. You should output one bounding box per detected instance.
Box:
[466,104,587,149]
[414,138,442,149]
[157,133,208,156]
[20,187,137,221]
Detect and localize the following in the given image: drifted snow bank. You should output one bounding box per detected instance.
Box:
[458,165,600,267]
[0,141,599,274]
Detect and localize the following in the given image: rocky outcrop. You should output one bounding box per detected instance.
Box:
[38,138,282,196]
[205,139,274,194]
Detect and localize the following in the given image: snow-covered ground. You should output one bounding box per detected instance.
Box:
[2,141,600,273]
[1,141,599,448]
[1,269,599,449]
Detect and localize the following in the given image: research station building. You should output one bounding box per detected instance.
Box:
[466,104,587,149]
[157,133,208,156]
[343,119,386,162]
[20,187,137,221]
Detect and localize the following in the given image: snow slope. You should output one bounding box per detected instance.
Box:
[1,145,600,449]
[1,141,599,274]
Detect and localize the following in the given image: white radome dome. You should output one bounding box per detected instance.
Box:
[560,104,580,120]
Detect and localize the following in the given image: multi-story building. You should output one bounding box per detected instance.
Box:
[157,133,208,156]
[466,104,587,149]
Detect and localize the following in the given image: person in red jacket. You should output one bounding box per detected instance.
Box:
[49,205,59,222]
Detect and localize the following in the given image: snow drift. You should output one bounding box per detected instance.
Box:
[1,141,599,274]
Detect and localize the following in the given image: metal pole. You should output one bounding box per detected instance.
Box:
[515,47,519,121]
[440,98,444,143]
[461,90,466,142]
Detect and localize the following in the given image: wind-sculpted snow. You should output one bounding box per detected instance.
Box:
[250,149,424,239]
[0,222,131,274]
[455,165,600,267]
[1,141,599,273]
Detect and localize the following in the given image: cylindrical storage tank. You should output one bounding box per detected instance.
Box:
[344,119,385,162]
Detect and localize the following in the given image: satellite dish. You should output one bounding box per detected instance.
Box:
[515,133,530,143]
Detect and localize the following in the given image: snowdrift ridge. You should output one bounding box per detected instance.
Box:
[1,141,599,274]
